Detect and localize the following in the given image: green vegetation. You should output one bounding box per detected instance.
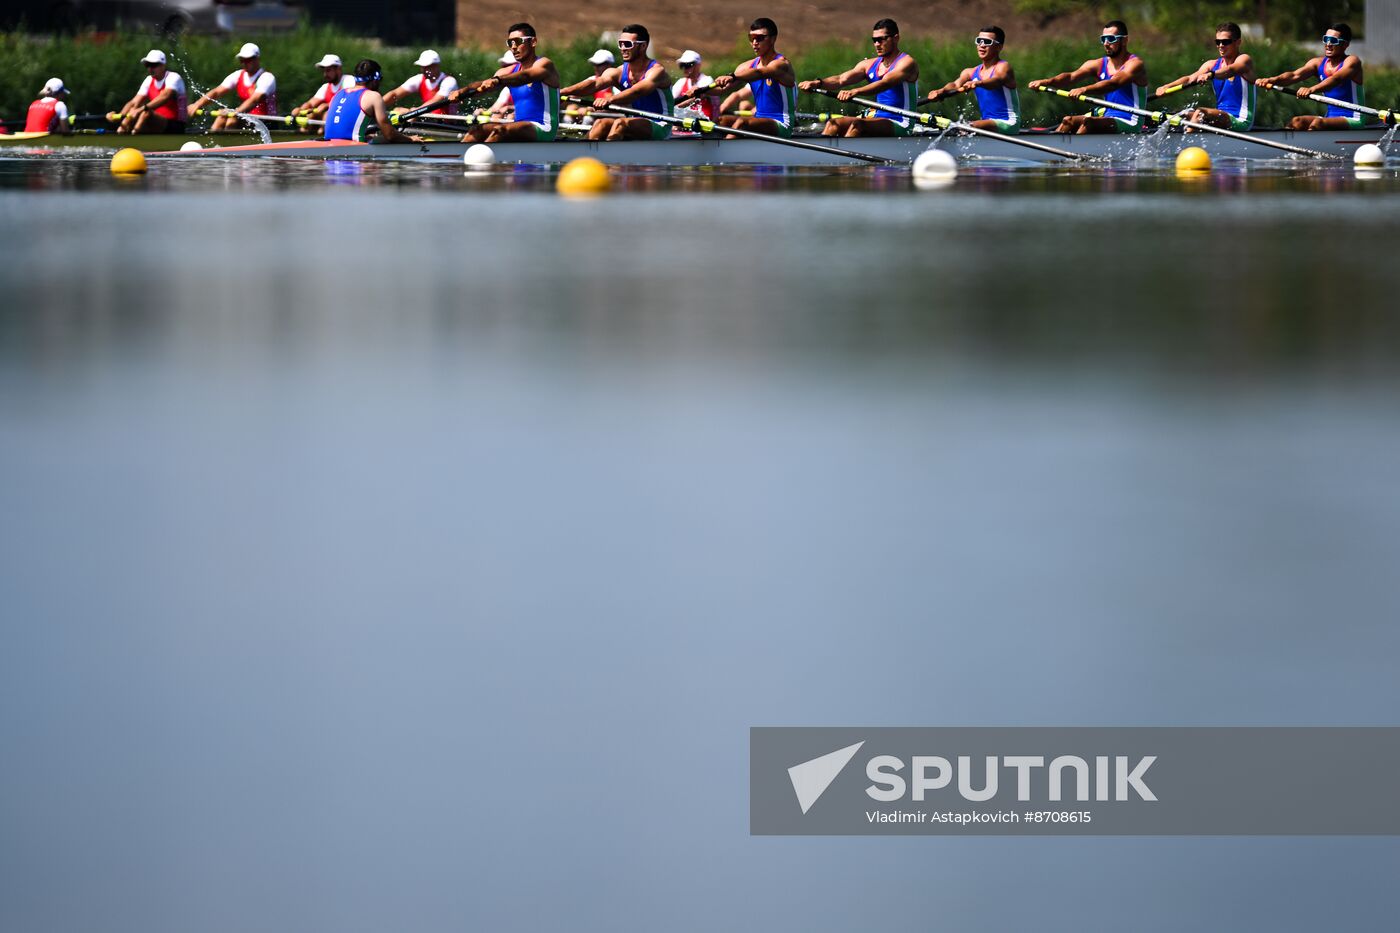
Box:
[3,26,1395,128]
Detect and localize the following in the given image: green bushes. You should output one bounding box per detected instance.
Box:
[2,26,1394,128]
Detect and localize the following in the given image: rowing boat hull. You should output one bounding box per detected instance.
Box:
[0,131,309,151]
[138,127,1395,165]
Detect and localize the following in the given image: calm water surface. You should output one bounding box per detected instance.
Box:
[2,156,1399,933]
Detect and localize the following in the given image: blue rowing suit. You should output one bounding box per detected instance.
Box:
[324,85,370,141]
[506,62,560,140]
[750,54,797,129]
[1094,55,1148,131]
[865,53,916,127]
[1317,58,1365,126]
[1209,57,1254,129]
[618,59,673,139]
[971,62,1021,131]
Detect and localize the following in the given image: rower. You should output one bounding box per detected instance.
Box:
[673,50,719,121]
[711,18,798,138]
[384,50,458,116]
[24,78,72,136]
[798,18,919,138]
[454,23,560,143]
[116,49,187,135]
[323,59,416,144]
[1257,23,1365,130]
[925,26,1021,134]
[1027,21,1149,134]
[290,54,356,131]
[1156,23,1255,131]
[561,24,673,141]
[187,43,278,132]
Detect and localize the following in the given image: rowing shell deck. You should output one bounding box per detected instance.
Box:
[146,129,1395,166]
[1,130,308,151]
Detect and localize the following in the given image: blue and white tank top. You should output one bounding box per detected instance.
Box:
[1316,58,1364,118]
[750,55,797,126]
[865,52,916,126]
[971,62,1020,123]
[618,60,673,117]
[324,86,370,141]
[1098,55,1147,125]
[1209,57,1254,128]
[506,62,560,129]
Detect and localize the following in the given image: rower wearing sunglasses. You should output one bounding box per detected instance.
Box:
[711,18,798,138]
[1256,23,1364,130]
[924,26,1020,134]
[1155,23,1255,131]
[562,24,673,141]
[1027,21,1149,133]
[798,19,919,138]
[452,23,560,143]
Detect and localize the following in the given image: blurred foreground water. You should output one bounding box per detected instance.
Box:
[2,159,1399,932]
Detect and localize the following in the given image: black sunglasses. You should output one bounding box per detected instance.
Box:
[871,34,895,44]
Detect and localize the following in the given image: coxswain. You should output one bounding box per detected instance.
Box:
[711,18,798,137]
[1155,23,1255,130]
[1027,21,1149,133]
[187,43,278,132]
[925,26,1021,133]
[290,54,355,130]
[561,24,673,141]
[25,78,72,135]
[453,23,560,143]
[323,59,416,143]
[798,18,918,137]
[673,50,718,120]
[383,50,458,116]
[115,49,187,135]
[1257,23,1365,130]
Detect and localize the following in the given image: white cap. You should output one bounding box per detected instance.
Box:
[588,49,615,65]
[414,49,441,67]
[237,42,261,59]
[678,49,702,65]
[315,54,342,68]
[499,51,516,65]
[141,49,166,65]
[41,77,67,96]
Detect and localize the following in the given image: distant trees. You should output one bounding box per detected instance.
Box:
[1012,0,1365,40]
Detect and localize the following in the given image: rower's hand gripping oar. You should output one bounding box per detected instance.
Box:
[565,95,899,165]
[809,86,1094,162]
[1035,85,1342,159]
[1258,82,1393,125]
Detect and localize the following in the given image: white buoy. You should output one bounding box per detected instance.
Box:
[1353,143,1385,167]
[180,140,203,151]
[912,148,958,181]
[463,143,496,167]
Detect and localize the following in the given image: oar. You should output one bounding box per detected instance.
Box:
[567,95,898,165]
[1035,86,1341,159]
[811,87,1093,162]
[1259,83,1393,125]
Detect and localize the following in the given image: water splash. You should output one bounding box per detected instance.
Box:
[1377,122,1398,156]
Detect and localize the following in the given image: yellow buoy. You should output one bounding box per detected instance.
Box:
[1175,146,1211,173]
[110,147,148,175]
[556,157,610,196]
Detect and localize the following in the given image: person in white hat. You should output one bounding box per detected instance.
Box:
[671,49,719,120]
[586,49,617,109]
[115,50,189,135]
[187,42,278,133]
[289,54,355,131]
[23,78,71,135]
[383,49,458,116]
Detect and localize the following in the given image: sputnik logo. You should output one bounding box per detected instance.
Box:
[788,741,864,814]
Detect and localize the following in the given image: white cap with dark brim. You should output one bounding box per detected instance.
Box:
[315,54,342,68]
[588,49,615,65]
[414,50,442,67]
[678,50,702,65]
[237,42,261,60]
[141,49,167,65]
